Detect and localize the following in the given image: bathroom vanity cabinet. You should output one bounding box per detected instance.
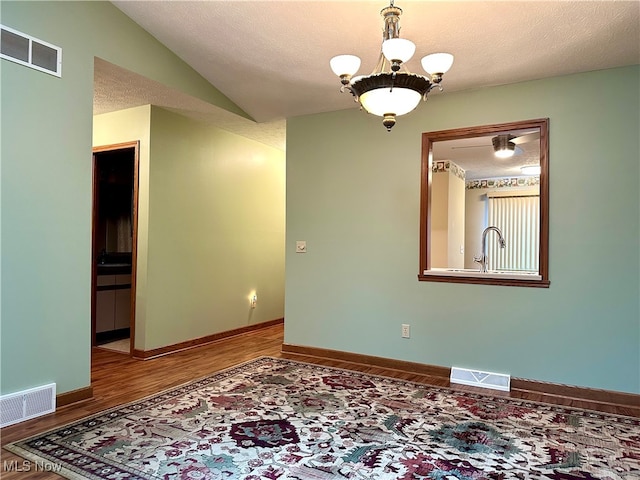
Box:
[96,273,131,334]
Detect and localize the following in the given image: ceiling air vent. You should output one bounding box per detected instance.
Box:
[1,24,62,77]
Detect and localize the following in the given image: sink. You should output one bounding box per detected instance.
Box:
[97,252,132,268]
[97,262,132,275]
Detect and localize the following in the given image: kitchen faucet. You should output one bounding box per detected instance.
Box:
[474,226,506,273]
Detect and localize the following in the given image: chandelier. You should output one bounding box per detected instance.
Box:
[330,1,454,131]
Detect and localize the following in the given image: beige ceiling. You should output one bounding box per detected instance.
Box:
[97,1,639,150]
[94,58,286,149]
[433,129,540,180]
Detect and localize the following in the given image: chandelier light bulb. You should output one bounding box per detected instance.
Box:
[382,38,416,64]
[494,148,516,159]
[421,53,454,74]
[330,55,361,77]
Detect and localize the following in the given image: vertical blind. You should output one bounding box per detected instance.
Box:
[487,195,539,272]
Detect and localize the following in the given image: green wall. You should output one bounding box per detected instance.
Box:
[1,1,249,396]
[93,106,151,350]
[285,66,640,394]
[145,107,285,350]
[93,107,285,352]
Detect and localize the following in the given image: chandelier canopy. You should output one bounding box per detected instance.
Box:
[330,1,454,131]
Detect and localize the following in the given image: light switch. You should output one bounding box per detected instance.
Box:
[296,241,307,253]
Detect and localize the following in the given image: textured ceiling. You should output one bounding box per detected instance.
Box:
[433,130,540,180]
[94,58,286,150]
[97,1,639,151]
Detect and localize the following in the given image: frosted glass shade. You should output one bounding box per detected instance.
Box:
[382,38,416,63]
[359,87,422,117]
[330,55,361,76]
[421,53,454,74]
[494,146,515,158]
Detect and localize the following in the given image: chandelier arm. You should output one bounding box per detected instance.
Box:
[338,85,361,104]
[422,82,443,101]
[372,50,386,75]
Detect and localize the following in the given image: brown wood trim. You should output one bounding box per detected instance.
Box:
[281,344,451,379]
[129,143,140,356]
[93,141,140,154]
[132,318,285,360]
[419,132,432,274]
[419,118,550,288]
[56,386,93,408]
[281,344,639,413]
[417,274,551,288]
[538,118,550,282]
[511,377,640,410]
[90,153,99,347]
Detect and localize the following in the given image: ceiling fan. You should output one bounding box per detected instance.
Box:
[453,131,540,158]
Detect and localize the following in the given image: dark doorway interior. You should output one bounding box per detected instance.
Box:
[92,145,137,350]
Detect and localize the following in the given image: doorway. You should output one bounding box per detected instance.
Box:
[91,142,139,355]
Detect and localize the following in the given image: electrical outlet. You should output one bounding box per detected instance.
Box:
[296,241,307,253]
[250,295,257,309]
[401,324,410,338]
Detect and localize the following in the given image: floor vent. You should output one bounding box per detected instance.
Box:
[450,367,510,392]
[1,24,62,77]
[0,383,56,428]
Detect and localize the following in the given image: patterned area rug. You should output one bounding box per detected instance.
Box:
[6,357,639,479]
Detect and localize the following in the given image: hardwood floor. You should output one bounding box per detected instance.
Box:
[0,324,283,479]
[1,323,637,479]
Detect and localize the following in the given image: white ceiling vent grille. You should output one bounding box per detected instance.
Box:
[450,366,511,392]
[0,383,56,427]
[1,25,62,77]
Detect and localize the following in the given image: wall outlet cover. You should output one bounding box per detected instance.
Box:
[401,324,410,338]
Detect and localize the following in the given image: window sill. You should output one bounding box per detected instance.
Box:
[419,269,550,288]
